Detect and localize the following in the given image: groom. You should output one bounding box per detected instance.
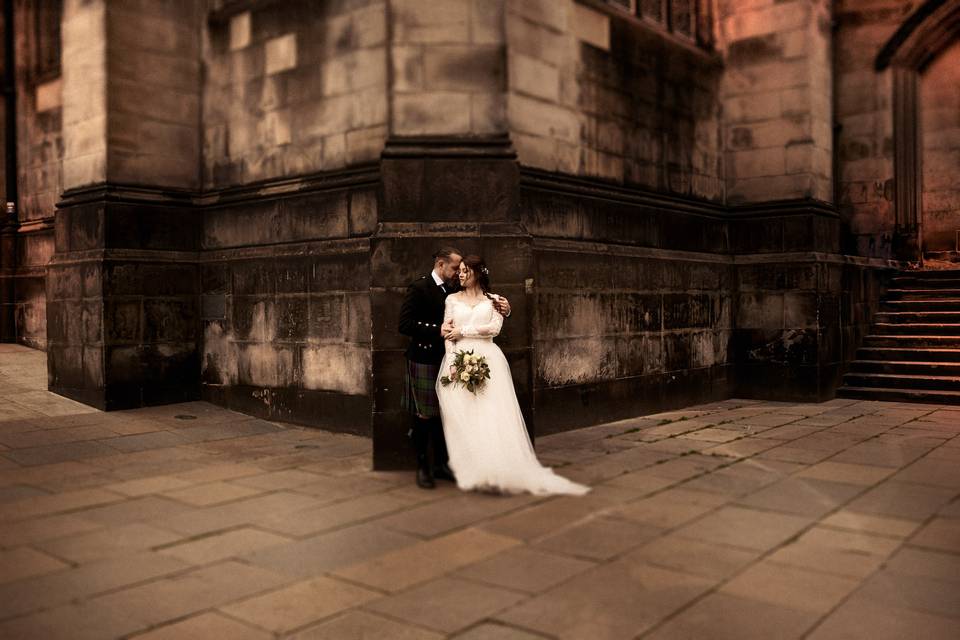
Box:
[399,247,510,488]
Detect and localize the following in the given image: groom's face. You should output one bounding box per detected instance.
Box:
[438,255,462,285]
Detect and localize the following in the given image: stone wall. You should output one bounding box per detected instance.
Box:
[920,39,960,253]
[719,0,833,204]
[390,0,506,136]
[506,1,723,199]
[203,0,387,187]
[833,0,911,258]
[46,189,202,409]
[105,0,201,189]
[200,179,377,433]
[6,1,63,348]
[521,175,734,433]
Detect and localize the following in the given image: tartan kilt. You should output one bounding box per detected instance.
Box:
[402,359,440,419]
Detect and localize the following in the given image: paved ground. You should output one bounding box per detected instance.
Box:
[0,344,958,639]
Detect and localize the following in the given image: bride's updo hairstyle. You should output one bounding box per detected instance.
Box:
[462,255,493,299]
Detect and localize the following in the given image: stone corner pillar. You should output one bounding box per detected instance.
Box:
[48,0,202,410]
[370,136,533,470]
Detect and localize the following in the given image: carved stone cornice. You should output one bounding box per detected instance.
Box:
[519,167,726,220]
[382,136,516,159]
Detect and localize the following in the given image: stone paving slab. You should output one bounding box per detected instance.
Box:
[0,344,959,638]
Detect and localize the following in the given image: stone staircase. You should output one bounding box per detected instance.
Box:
[838,269,960,404]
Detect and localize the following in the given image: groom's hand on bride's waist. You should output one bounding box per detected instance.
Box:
[493,296,511,317]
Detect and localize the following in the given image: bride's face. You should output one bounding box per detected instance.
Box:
[458,264,475,288]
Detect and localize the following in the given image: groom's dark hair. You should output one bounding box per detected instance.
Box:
[433,247,461,261]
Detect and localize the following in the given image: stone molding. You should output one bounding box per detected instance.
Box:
[58,164,381,210]
[875,0,959,72]
[520,167,726,220]
[382,136,516,159]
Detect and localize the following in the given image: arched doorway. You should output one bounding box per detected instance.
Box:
[876,0,960,262]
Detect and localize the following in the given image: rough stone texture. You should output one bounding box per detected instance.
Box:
[1,2,64,349]
[203,0,388,187]
[105,0,202,189]
[524,185,734,433]
[46,194,202,410]
[720,0,833,204]
[506,1,723,199]
[200,184,376,433]
[833,0,907,258]
[391,0,506,136]
[735,255,891,401]
[920,40,960,253]
[61,0,107,191]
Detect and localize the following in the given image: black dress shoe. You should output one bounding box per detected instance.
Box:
[433,463,455,482]
[416,466,436,489]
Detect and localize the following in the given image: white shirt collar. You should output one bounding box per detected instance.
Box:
[430,270,445,287]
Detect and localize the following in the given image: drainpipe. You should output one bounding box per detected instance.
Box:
[1,0,17,343]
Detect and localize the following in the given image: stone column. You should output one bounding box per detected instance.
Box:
[720,0,833,204]
[719,0,846,400]
[48,0,202,408]
[371,0,533,469]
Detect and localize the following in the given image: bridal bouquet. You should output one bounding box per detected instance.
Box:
[440,350,491,394]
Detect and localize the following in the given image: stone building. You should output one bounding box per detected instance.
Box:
[0,0,957,467]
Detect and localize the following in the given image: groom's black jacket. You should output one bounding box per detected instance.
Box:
[399,275,458,365]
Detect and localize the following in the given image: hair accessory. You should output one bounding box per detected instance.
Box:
[481,266,489,275]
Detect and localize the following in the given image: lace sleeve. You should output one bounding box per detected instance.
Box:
[460,298,504,338]
[443,296,456,356]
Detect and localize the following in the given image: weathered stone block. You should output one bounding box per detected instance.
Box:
[265,33,297,75]
[229,11,251,50]
[307,295,345,340]
[144,300,197,342]
[423,45,504,92]
[509,94,579,144]
[310,252,369,292]
[302,343,371,394]
[392,0,469,44]
[509,53,559,102]
[471,0,505,44]
[737,292,784,329]
[393,92,472,135]
[105,300,142,343]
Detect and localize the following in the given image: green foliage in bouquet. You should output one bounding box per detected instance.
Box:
[439,349,491,394]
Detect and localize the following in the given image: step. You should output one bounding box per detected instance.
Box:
[856,347,960,363]
[894,269,960,279]
[872,323,960,336]
[862,335,960,348]
[891,277,960,289]
[848,360,960,376]
[885,289,960,301]
[874,311,960,324]
[881,299,960,312]
[842,372,960,392]
[837,386,960,404]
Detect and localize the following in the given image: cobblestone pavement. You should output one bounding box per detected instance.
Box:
[1,343,959,639]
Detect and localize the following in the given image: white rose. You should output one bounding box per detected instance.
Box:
[460,371,471,382]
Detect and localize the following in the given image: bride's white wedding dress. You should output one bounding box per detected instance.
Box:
[436,294,589,496]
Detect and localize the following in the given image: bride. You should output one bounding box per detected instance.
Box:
[437,255,589,496]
